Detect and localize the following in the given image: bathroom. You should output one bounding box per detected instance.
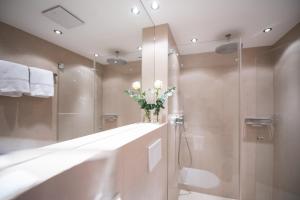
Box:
[0,0,299,200]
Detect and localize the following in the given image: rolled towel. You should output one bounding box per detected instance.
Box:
[0,60,30,97]
[28,67,54,98]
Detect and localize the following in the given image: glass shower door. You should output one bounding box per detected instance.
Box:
[175,39,241,200]
[57,59,102,141]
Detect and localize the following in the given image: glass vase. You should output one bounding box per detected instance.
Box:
[143,109,151,123]
[151,110,161,123]
[143,109,161,123]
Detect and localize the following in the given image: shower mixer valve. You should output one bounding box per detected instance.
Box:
[169,114,184,125]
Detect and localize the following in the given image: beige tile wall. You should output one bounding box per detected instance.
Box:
[241,23,300,200]
[142,26,156,91]
[116,124,168,200]
[16,124,168,200]
[102,61,141,130]
[272,23,300,200]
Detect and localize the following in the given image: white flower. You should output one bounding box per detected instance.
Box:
[154,80,163,89]
[132,81,141,90]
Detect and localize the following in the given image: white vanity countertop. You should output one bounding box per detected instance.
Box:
[0,123,165,200]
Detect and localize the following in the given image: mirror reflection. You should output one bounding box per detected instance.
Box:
[0,0,155,154]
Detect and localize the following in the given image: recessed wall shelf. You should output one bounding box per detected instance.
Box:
[244,117,274,141]
[103,113,119,121]
[245,117,273,127]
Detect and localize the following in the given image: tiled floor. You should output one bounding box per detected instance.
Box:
[178,190,236,200]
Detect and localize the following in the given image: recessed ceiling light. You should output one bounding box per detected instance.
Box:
[263,28,272,33]
[94,53,99,57]
[53,29,62,35]
[151,1,159,10]
[191,38,198,43]
[138,46,142,51]
[131,6,140,15]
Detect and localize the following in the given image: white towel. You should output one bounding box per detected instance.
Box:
[28,67,54,98]
[0,60,30,97]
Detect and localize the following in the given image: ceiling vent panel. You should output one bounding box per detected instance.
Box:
[42,5,84,29]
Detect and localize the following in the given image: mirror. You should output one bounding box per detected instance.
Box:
[0,0,155,154]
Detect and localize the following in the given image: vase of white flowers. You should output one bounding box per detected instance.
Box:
[125,80,175,123]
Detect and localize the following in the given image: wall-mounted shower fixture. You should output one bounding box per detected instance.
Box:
[175,115,184,125]
[170,114,193,168]
[169,113,184,124]
[215,34,238,54]
[107,51,128,65]
[58,63,64,70]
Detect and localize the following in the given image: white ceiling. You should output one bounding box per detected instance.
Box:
[0,0,154,64]
[144,0,300,55]
[0,0,300,59]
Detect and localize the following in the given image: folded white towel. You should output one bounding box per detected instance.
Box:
[28,67,54,98]
[0,60,30,97]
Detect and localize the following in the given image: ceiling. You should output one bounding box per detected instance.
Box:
[0,0,300,59]
[144,0,300,55]
[0,0,154,64]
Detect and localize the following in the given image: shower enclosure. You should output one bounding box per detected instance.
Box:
[169,24,300,200]
[56,58,143,141]
[168,39,242,200]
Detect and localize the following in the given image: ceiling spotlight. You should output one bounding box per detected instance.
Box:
[263,28,272,33]
[191,38,198,43]
[94,53,99,57]
[138,46,142,51]
[53,29,63,35]
[151,1,159,10]
[131,6,140,15]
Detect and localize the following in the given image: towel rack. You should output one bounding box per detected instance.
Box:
[53,73,58,84]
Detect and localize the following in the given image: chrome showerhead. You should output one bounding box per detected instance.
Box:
[215,34,238,54]
[107,51,128,65]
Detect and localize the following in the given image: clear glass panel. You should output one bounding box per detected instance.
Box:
[170,39,241,200]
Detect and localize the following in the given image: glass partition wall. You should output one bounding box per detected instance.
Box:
[0,0,155,153]
[169,39,241,200]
